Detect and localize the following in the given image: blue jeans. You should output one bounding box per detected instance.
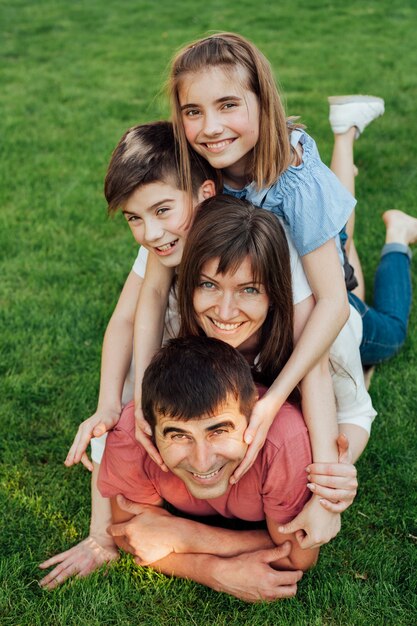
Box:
[348,244,412,366]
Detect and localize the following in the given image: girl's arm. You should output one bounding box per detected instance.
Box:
[65,270,143,469]
[232,239,348,481]
[133,253,173,468]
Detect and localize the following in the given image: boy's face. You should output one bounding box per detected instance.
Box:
[154,397,248,500]
[122,181,193,268]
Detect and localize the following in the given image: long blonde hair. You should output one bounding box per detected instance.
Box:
[168,32,301,194]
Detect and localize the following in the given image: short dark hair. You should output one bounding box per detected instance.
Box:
[141,336,257,431]
[104,120,219,213]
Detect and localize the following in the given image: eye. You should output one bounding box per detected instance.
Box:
[183,108,201,117]
[125,214,141,223]
[222,102,238,110]
[242,286,260,295]
[199,281,216,290]
[156,207,170,216]
[171,433,191,441]
[211,429,227,436]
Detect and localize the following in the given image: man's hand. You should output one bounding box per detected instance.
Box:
[39,536,119,590]
[213,542,303,602]
[134,406,168,471]
[306,433,358,513]
[230,395,279,484]
[109,496,181,564]
[65,408,121,471]
[278,496,341,549]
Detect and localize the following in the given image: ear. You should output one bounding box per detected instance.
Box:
[196,179,216,202]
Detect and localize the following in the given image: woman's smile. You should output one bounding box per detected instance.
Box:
[193,256,269,350]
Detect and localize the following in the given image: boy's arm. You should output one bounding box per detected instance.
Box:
[133,253,173,465]
[65,270,143,468]
[39,462,118,589]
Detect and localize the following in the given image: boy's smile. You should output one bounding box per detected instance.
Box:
[122,182,192,268]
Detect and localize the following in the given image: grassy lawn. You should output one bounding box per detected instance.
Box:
[1,0,416,624]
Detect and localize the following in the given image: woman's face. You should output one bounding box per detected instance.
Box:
[193,256,270,350]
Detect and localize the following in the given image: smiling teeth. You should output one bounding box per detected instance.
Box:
[211,319,242,331]
[206,140,233,149]
[192,468,220,479]
[157,241,176,252]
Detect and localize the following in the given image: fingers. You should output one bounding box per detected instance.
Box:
[307,483,355,505]
[134,428,168,472]
[318,498,350,514]
[336,433,350,463]
[39,561,80,590]
[135,407,152,436]
[39,549,72,569]
[65,428,93,468]
[263,541,291,562]
[278,517,301,535]
[305,462,357,478]
[80,452,93,472]
[115,494,144,515]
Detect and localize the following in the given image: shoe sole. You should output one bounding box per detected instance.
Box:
[328,95,384,106]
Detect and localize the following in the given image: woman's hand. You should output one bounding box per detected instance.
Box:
[230,395,279,484]
[39,536,119,590]
[65,408,121,471]
[306,433,358,513]
[134,406,168,472]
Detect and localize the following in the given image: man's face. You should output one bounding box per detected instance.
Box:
[122,181,192,268]
[154,397,248,499]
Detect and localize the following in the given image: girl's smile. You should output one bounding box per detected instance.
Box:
[179,67,260,188]
[193,256,269,351]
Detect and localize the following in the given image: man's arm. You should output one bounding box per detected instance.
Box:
[110,495,302,602]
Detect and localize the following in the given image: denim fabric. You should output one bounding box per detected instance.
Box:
[348,246,412,365]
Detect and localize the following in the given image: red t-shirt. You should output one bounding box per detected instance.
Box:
[98,397,311,525]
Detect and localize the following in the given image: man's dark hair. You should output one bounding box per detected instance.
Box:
[104,120,219,213]
[142,336,257,431]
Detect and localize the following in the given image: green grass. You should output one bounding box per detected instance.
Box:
[1,0,417,623]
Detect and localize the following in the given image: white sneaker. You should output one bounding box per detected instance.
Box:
[328,95,385,138]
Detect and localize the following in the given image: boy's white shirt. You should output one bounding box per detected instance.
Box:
[90,234,375,465]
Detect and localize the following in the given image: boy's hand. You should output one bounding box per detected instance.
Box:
[278,496,341,549]
[39,535,119,590]
[135,406,168,472]
[230,395,278,484]
[65,408,121,471]
[305,433,358,513]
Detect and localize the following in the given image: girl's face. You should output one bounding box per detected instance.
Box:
[193,256,269,351]
[178,66,260,188]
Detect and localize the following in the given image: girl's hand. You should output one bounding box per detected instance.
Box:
[65,408,121,471]
[278,496,341,549]
[305,433,358,513]
[134,406,168,472]
[39,536,119,590]
[230,395,279,484]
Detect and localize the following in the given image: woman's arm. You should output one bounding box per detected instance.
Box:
[65,270,143,469]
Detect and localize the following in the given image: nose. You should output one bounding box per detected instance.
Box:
[189,441,215,473]
[203,110,223,137]
[215,291,239,321]
[143,218,164,244]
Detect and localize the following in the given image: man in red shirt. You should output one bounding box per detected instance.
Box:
[98,336,318,602]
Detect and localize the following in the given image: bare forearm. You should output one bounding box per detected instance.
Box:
[97,316,134,412]
[173,518,274,557]
[90,462,116,547]
[301,359,339,463]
